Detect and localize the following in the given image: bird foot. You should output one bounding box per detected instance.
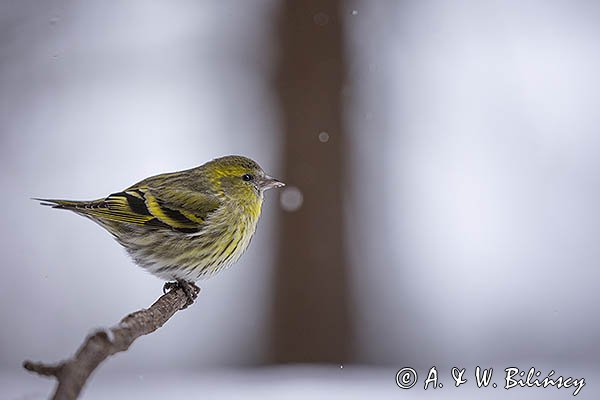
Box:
[163,280,200,308]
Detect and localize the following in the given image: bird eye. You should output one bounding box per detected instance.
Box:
[242,173,254,182]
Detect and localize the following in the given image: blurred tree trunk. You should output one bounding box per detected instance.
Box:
[271,0,351,363]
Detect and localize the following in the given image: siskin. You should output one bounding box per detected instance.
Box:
[36,155,284,303]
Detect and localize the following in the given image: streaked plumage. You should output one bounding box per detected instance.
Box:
[37,155,284,283]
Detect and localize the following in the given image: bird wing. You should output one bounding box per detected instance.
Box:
[39,186,221,233]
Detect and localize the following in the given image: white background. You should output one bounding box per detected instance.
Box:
[1,0,598,398]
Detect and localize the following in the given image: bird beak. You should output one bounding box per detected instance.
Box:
[259,175,285,191]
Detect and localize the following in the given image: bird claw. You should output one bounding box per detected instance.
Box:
[162,280,200,308]
[163,281,177,294]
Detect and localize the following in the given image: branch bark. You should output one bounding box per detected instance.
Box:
[23,284,200,400]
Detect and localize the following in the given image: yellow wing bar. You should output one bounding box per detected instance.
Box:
[36,188,211,233]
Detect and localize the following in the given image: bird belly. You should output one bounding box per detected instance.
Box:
[118,215,257,282]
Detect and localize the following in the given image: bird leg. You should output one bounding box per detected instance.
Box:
[162,280,200,308]
[178,280,200,305]
[163,281,177,294]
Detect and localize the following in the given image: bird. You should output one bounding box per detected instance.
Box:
[36,155,284,305]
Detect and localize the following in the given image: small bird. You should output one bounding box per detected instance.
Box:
[36,155,284,304]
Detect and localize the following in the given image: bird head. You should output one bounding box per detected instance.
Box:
[204,155,285,201]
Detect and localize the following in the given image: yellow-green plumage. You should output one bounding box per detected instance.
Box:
[37,155,284,282]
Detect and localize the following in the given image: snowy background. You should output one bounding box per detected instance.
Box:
[1,0,599,398]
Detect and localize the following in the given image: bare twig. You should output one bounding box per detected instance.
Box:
[23,284,200,400]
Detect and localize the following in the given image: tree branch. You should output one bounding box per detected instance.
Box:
[23,284,200,400]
